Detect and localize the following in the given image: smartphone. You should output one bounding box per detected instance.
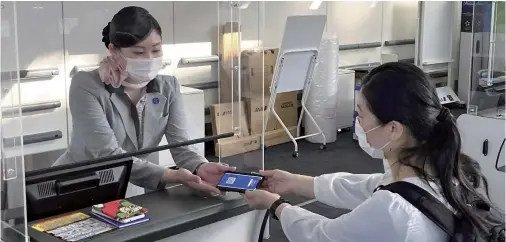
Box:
[216,171,264,193]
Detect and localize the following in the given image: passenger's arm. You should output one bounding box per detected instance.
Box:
[164,77,207,172]
[313,172,386,210]
[69,75,171,190]
[277,192,407,242]
[289,174,317,198]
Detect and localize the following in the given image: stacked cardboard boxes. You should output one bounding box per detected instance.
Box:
[245,93,297,135]
[240,48,278,99]
[219,48,279,103]
[209,101,250,143]
[213,48,299,157]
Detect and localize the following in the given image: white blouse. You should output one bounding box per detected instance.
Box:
[279,171,453,242]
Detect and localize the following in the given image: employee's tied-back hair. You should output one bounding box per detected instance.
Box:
[101,6,162,48]
[361,62,504,239]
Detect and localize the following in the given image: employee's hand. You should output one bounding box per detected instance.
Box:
[196,162,236,187]
[243,190,280,210]
[258,169,297,195]
[173,168,222,194]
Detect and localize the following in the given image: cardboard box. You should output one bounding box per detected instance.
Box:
[245,92,298,135]
[219,48,280,102]
[219,22,241,103]
[240,48,279,99]
[244,98,277,135]
[209,101,250,143]
[215,126,296,158]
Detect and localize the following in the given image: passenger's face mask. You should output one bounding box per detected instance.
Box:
[122,54,163,88]
[382,159,391,174]
[355,117,391,159]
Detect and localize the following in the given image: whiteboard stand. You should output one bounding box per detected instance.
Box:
[262,15,327,158]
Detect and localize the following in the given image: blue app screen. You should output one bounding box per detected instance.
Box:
[218,173,262,190]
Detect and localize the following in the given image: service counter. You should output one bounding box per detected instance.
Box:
[28,185,266,242]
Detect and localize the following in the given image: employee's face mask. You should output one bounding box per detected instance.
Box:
[355,117,391,159]
[120,52,163,88]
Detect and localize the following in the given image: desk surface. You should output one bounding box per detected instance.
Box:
[28,185,251,242]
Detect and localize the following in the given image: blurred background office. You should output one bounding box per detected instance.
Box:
[0,1,504,242]
[0,0,426,172]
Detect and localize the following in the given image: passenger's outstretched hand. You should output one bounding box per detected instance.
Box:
[259,169,297,195]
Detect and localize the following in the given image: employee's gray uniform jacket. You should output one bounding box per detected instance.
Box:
[54,70,206,190]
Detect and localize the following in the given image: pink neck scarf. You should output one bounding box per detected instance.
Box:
[98,55,128,88]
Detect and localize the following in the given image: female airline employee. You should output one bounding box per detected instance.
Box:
[54,6,234,193]
[243,62,503,242]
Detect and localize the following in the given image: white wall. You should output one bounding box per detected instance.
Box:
[381,1,418,60]
[263,1,327,48]
[2,1,419,107]
[1,2,68,159]
[328,1,383,66]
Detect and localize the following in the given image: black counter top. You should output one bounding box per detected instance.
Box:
[28,185,252,242]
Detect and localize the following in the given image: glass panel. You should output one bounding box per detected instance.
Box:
[264,1,327,48]
[0,1,29,241]
[468,1,505,120]
[59,1,220,206]
[214,1,332,170]
[261,2,331,160]
[327,1,382,68]
[216,1,265,172]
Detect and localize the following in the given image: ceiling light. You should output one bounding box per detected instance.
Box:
[309,0,322,10]
[240,1,250,9]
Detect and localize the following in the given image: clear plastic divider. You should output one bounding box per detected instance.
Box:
[1,1,29,241]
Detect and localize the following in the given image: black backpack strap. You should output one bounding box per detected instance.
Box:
[490,225,506,242]
[375,181,457,236]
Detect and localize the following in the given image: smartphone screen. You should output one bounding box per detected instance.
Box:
[217,172,263,192]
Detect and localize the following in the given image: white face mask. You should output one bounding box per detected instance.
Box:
[124,56,163,87]
[383,159,391,174]
[355,117,391,159]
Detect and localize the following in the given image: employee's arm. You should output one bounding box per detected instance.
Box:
[277,192,406,242]
[163,76,207,172]
[69,72,171,190]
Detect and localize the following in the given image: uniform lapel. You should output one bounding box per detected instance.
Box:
[142,92,167,148]
[109,92,139,150]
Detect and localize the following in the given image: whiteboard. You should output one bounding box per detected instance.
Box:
[418,1,455,65]
[274,15,327,93]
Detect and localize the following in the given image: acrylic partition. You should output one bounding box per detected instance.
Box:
[214,1,338,167]
[215,2,266,171]
[467,1,505,120]
[457,1,505,209]
[1,2,30,241]
[0,1,424,177]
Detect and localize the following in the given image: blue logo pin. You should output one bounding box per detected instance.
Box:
[153,98,159,104]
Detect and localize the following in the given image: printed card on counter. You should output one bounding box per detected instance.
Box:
[31,212,90,232]
[31,212,116,242]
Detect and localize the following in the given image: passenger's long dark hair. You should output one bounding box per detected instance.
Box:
[361,62,504,239]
